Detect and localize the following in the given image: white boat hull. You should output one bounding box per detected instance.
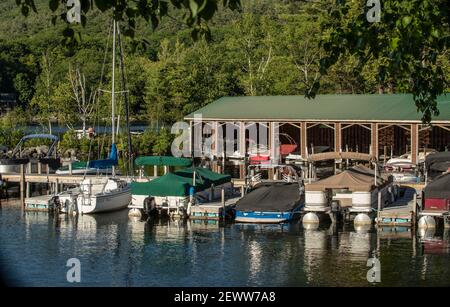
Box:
[59,178,131,214]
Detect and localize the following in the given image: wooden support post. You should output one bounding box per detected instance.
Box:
[69,162,72,175]
[20,164,25,207]
[377,191,382,223]
[55,179,59,194]
[371,123,378,161]
[411,124,419,165]
[154,165,158,177]
[300,122,307,159]
[334,122,341,153]
[221,188,225,221]
[26,181,30,198]
[412,192,417,227]
[37,162,42,175]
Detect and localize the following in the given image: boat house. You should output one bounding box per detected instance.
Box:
[184,94,450,178]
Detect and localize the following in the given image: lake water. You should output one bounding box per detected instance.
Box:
[1,201,449,287]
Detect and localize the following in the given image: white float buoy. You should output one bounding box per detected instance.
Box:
[418,216,436,229]
[303,212,319,225]
[355,224,371,233]
[354,213,372,226]
[418,227,436,239]
[128,208,142,218]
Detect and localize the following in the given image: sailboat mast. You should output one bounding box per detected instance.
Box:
[111,20,116,177]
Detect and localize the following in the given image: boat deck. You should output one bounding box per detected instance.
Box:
[24,195,56,212]
[377,187,417,227]
[190,196,241,220]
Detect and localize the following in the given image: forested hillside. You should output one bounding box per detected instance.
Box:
[1,0,449,132]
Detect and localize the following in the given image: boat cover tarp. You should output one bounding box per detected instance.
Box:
[426,152,450,178]
[131,167,230,197]
[424,173,450,200]
[134,156,192,167]
[88,143,118,169]
[131,172,206,197]
[235,182,302,212]
[309,151,373,162]
[175,167,231,186]
[305,165,384,192]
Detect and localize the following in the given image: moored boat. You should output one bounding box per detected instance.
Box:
[234,181,304,223]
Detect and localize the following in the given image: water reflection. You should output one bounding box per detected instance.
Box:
[1,204,449,286]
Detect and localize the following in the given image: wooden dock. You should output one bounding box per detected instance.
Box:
[24,195,56,212]
[376,187,417,227]
[190,197,241,220]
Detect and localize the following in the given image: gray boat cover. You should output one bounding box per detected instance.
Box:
[235,182,302,212]
[426,152,450,178]
[424,173,450,199]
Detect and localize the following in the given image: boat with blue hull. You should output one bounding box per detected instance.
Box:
[235,205,303,223]
[234,181,305,224]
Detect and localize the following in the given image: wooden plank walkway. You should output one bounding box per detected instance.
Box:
[377,187,417,227]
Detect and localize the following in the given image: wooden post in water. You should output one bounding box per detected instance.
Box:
[377,191,382,224]
[221,188,225,221]
[412,192,417,227]
[20,164,25,207]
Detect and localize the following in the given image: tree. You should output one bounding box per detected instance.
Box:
[16,0,242,45]
[67,65,97,134]
[30,50,58,133]
[314,0,450,123]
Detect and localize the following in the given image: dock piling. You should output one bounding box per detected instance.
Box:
[20,164,25,207]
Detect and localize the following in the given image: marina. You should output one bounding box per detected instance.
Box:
[1,0,450,291]
[1,202,450,286]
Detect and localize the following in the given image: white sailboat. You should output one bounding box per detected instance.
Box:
[58,20,131,214]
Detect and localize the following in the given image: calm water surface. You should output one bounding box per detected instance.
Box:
[1,201,449,287]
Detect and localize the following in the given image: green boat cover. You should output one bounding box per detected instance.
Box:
[134,156,192,167]
[175,167,231,186]
[131,172,206,197]
[131,167,231,197]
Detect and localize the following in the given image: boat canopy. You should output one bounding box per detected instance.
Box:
[424,173,450,200]
[12,134,59,158]
[134,156,192,167]
[174,167,231,186]
[305,166,385,192]
[88,143,118,169]
[131,167,231,197]
[235,182,302,212]
[131,172,205,197]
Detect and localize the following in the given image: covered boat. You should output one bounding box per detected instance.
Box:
[234,182,304,223]
[56,144,119,175]
[423,173,450,212]
[304,165,396,226]
[425,152,450,180]
[130,166,233,217]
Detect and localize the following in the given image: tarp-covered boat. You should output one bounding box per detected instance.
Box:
[234,182,304,223]
[423,173,450,212]
[130,166,233,217]
[425,152,450,180]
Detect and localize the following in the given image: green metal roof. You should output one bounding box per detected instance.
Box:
[185,94,450,122]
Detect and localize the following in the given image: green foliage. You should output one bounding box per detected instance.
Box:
[315,0,450,123]
[0,108,27,148]
[152,127,173,155]
[16,0,242,49]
